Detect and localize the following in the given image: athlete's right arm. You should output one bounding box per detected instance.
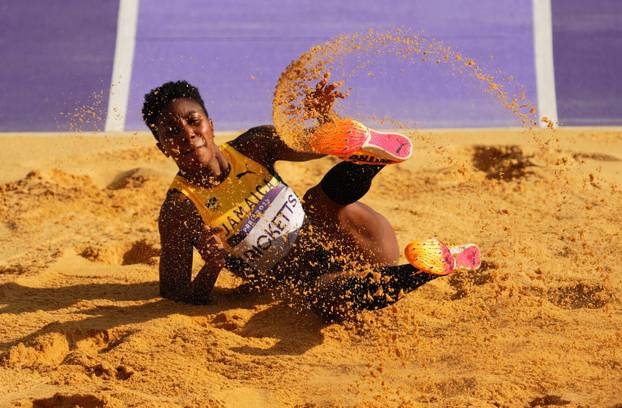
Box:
[158,191,196,301]
[158,190,222,303]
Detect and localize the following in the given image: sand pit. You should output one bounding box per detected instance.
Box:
[0,128,621,407]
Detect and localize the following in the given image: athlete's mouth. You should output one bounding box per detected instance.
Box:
[181,143,206,157]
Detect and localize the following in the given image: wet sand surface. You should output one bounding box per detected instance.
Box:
[0,129,621,407]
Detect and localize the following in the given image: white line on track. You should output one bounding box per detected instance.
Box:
[533,0,559,127]
[105,0,140,132]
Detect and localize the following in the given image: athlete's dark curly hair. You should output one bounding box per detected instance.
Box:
[142,80,208,138]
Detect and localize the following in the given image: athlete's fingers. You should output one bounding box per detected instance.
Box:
[207,235,224,250]
[196,242,224,263]
[196,225,224,254]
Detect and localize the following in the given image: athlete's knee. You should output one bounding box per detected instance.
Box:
[319,162,384,206]
[339,204,400,265]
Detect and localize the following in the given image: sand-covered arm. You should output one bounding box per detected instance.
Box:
[230,125,325,165]
[231,75,347,165]
[158,191,222,304]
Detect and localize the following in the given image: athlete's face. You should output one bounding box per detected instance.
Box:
[155,98,216,171]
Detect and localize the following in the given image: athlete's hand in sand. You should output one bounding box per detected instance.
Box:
[184,225,225,305]
[303,72,346,124]
[195,225,225,270]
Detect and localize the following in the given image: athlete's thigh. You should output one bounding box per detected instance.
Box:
[338,201,399,265]
[302,185,399,266]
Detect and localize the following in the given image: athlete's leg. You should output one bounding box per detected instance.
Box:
[295,122,480,319]
[299,161,481,320]
[318,161,384,205]
[303,239,481,320]
[307,263,438,320]
[301,118,413,265]
[302,162,399,266]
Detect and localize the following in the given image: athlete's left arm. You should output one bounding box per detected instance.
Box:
[231,125,325,166]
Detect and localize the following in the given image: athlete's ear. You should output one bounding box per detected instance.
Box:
[207,117,216,140]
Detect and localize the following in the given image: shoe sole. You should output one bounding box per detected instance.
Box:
[342,123,413,164]
[450,244,481,271]
[311,119,413,165]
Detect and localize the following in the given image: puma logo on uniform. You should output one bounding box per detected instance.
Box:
[205,196,220,209]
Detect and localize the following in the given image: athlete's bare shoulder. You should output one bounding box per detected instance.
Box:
[159,189,202,238]
[229,125,278,165]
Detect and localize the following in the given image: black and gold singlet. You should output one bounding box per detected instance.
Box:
[170,143,305,272]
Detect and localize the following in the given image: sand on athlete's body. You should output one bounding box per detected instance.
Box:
[0,128,621,407]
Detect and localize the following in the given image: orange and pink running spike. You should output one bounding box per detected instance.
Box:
[309,118,413,165]
[404,238,481,276]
